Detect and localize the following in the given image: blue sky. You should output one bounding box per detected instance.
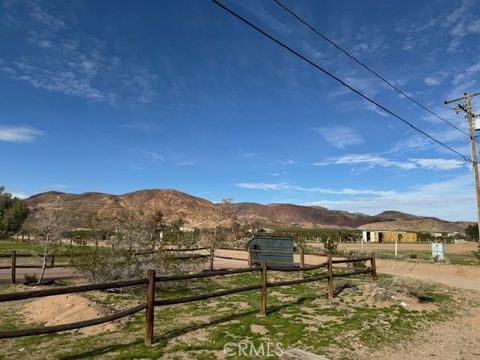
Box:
[1,0,480,221]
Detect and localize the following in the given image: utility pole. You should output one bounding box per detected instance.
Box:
[445,92,480,242]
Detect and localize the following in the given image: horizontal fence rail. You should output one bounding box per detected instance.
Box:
[155,267,260,282]
[154,284,263,307]
[0,251,377,346]
[0,278,148,302]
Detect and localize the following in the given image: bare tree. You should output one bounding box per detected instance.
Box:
[206,198,239,270]
[34,196,64,284]
[70,206,175,283]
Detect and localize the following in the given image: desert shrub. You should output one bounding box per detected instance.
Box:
[344,249,369,269]
[68,207,177,283]
[320,235,338,255]
[373,277,428,302]
[68,246,177,283]
[23,273,38,284]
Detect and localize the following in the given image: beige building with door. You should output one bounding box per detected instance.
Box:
[362,230,417,243]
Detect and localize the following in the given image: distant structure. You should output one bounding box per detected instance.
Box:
[246,234,294,266]
[362,230,417,243]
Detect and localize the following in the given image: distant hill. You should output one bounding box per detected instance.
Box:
[23,189,470,233]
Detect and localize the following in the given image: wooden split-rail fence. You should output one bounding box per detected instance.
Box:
[0,248,213,284]
[0,254,376,344]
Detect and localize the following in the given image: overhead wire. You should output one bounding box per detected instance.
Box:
[272,0,474,142]
[210,0,471,163]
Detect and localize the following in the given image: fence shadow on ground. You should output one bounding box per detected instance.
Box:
[58,296,313,360]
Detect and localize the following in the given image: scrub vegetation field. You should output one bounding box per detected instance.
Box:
[0,270,476,360]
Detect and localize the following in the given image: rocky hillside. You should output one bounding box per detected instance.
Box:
[24,189,469,232]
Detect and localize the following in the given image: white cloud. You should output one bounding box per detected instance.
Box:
[388,135,432,154]
[315,126,364,149]
[410,158,464,170]
[314,154,415,170]
[11,192,28,199]
[424,71,448,86]
[277,159,296,165]
[0,125,43,143]
[235,182,394,197]
[364,101,388,117]
[143,151,164,162]
[240,0,292,34]
[303,175,475,221]
[1,2,158,105]
[48,184,69,190]
[313,154,464,171]
[236,182,290,191]
[122,121,163,132]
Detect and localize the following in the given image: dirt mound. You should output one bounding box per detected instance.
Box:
[24,294,117,335]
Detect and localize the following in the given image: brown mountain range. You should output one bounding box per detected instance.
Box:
[24,189,470,233]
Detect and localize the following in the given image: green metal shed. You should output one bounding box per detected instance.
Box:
[246,234,294,266]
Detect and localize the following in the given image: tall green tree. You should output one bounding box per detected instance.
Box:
[0,186,29,237]
[466,224,479,241]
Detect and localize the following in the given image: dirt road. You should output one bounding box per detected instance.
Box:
[0,266,79,283]
[214,249,480,291]
[318,241,478,254]
[2,249,480,291]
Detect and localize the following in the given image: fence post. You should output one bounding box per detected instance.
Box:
[11,251,16,284]
[260,261,267,316]
[248,248,252,268]
[370,253,377,282]
[327,254,333,299]
[50,255,55,268]
[145,269,156,345]
[299,247,305,280]
[209,247,215,271]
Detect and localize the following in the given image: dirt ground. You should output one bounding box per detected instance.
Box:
[323,241,478,254]
[0,266,81,283]
[24,293,117,335]
[358,301,480,360]
[2,248,480,359]
[214,249,480,291]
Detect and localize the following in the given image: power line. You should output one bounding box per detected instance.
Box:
[210,0,471,163]
[272,0,473,142]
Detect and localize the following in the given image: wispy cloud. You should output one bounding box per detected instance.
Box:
[424,71,448,86]
[303,175,474,221]
[409,158,464,170]
[235,182,394,197]
[277,159,296,165]
[143,151,165,162]
[47,184,69,190]
[239,0,293,35]
[1,2,158,105]
[388,135,432,155]
[315,126,364,149]
[0,125,43,143]
[238,150,258,159]
[121,121,163,132]
[351,26,388,55]
[313,154,464,171]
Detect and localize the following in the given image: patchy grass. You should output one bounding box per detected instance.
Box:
[0,271,462,360]
[0,240,44,253]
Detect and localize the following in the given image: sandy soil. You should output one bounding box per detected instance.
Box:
[357,308,480,360]
[332,242,478,253]
[23,293,117,335]
[213,249,480,291]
